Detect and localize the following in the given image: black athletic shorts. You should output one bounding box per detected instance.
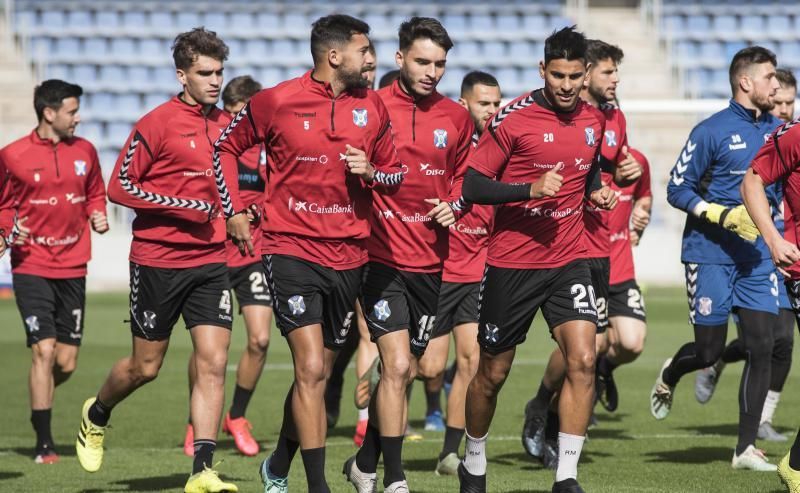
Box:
[432,281,479,339]
[608,279,647,321]
[361,261,442,357]
[264,254,361,350]
[129,262,233,341]
[588,257,610,333]
[13,273,86,347]
[229,262,272,309]
[478,259,598,354]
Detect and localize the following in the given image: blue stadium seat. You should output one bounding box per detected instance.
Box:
[98,150,119,171]
[53,37,80,58]
[438,67,465,95]
[255,11,281,31]
[442,13,467,36]
[779,40,800,67]
[283,12,310,36]
[283,66,307,81]
[121,11,146,30]
[149,11,175,31]
[521,14,546,35]
[143,92,171,111]
[710,15,737,40]
[724,41,747,61]
[154,66,178,90]
[29,36,51,58]
[230,12,256,31]
[375,40,396,65]
[88,92,114,114]
[482,41,507,61]
[128,66,150,86]
[271,39,300,62]
[78,121,104,144]
[107,122,133,146]
[364,13,391,34]
[109,38,136,58]
[662,14,685,38]
[767,15,791,39]
[66,9,92,29]
[673,40,699,61]
[139,38,163,57]
[95,10,120,30]
[451,40,479,65]
[548,16,573,31]
[509,41,537,64]
[72,64,97,88]
[116,93,142,118]
[520,67,541,90]
[469,14,493,34]
[710,69,730,97]
[258,67,284,88]
[496,67,520,89]
[40,10,66,31]
[84,38,108,59]
[202,12,227,33]
[99,65,126,87]
[176,11,201,31]
[740,15,766,39]
[496,14,521,33]
[244,38,270,62]
[685,14,711,40]
[45,64,70,80]
[14,10,36,30]
[699,41,725,67]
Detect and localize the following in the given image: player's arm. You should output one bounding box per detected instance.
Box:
[631,152,653,238]
[362,101,405,187]
[0,155,28,249]
[85,145,109,234]
[587,146,617,211]
[744,135,800,271]
[107,127,217,223]
[426,120,477,227]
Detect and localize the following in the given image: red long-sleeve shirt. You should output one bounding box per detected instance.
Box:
[0,130,107,278]
[107,96,231,268]
[609,148,651,285]
[367,81,475,272]
[214,71,403,270]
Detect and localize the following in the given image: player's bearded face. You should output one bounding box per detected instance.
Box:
[770,85,796,123]
[462,84,502,131]
[48,96,80,139]
[178,55,224,106]
[397,38,447,98]
[336,34,372,91]
[586,58,619,104]
[747,62,780,113]
[540,58,586,111]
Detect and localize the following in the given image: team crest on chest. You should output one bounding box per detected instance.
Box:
[585,127,596,147]
[352,108,368,128]
[74,160,87,176]
[604,130,616,147]
[433,129,448,149]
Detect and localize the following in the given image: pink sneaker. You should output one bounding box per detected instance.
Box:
[223,413,260,456]
[353,419,368,447]
[183,424,194,457]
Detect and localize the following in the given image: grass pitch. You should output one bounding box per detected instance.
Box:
[0,287,796,492]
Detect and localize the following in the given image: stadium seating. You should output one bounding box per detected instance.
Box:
[11,0,562,170]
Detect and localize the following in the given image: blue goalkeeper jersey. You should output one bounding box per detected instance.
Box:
[667,99,781,265]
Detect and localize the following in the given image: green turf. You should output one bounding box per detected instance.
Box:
[0,287,795,492]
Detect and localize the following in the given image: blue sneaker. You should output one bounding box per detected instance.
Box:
[424,410,445,431]
[260,454,288,493]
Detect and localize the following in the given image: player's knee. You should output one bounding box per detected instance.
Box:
[295,357,326,386]
[247,332,270,354]
[477,357,510,391]
[566,348,595,375]
[774,335,794,362]
[458,349,480,380]
[133,362,161,383]
[744,336,774,361]
[55,358,77,376]
[31,340,57,365]
[383,355,412,386]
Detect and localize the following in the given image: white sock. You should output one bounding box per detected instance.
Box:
[760,391,781,424]
[358,408,369,421]
[463,432,488,475]
[555,432,585,482]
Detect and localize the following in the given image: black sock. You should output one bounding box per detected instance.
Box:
[534,380,555,405]
[192,439,215,474]
[440,426,464,459]
[356,422,381,474]
[31,409,53,451]
[426,389,441,416]
[270,433,299,477]
[790,428,800,470]
[229,385,254,420]
[380,435,405,487]
[597,354,618,377]
[545,409,559,442]
[88,396,112,427]
[722,339,745,364]
[662,324,727,387]
[770,309,795,392]
[736,413,760,455]
[301,447,330,493]
[736,308,775,455]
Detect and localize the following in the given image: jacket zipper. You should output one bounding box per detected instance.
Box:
[331,99,336,132]
[412,103,417,142]
[52,143,60,177]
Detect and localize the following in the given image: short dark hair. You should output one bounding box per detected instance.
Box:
[776,68,797,89]
[398,16,453,52]
[461,71,499,97]
[543,26,587,65]
[585,39,624,67]
[222,75,262,108]
[172,27,229,71]
[310,14,370,65]
[729,46,777,94]
[379,69,401,89]
[33,79,82,122]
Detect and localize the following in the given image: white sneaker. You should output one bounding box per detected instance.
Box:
[731,445,778,471]
[650,358,674,420]
[695,360,725,404]
[384,480,409,493]
[343,455,377,493]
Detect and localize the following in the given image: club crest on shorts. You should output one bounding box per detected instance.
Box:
[25,315,39,333]
[604,130,617,147]
[373,299,391,322]
[143,310,157,329]
[585,127,596,147]
[697,297,713,317]
[352,108,368,128]
[433,129,448,149]
[74,160,87,176]
[484,323,499,343]
[288,295,306,316]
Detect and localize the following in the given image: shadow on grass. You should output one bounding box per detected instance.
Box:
[112,472,244,492]
[0,471,24,481]
[592,412,631,424]
[2,446,76,458]
[678,423,739,436]
[585,428,634,440]
[644,446,730,464]
[402,457,439,472]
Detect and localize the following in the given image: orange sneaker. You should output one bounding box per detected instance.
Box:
[223,413,259,456]
[183,423,194,457]
[353,419,368,447]
[34,449,59,464]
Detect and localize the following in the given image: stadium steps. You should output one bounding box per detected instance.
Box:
[0,13,36,147]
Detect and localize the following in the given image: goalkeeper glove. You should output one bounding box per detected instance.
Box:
[702,203,760,242]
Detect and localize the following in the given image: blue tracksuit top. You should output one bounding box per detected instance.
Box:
[667,99,782,264]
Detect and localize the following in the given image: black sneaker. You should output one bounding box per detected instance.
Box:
[552,478,585,492]
[522,398,547,457]
[457,462,486,493]
[597,370,618,412]
[541,438,558,470]
[325,382,342,429]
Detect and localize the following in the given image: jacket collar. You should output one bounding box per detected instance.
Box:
[29,128,70,147]
[390,79,439,108]
[728,98,770,124]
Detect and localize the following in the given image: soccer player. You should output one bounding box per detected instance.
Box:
[520,39,640,467]
[215,15,403,493]
[74,28,239,493]
[182,75,271,458]
[458,27,617,493]
[343,17,475,493]
[652,46,782,471]
[740,109,800,492]
[423,70,501,475]
[0,79,107,465]
[694,68,797,443]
